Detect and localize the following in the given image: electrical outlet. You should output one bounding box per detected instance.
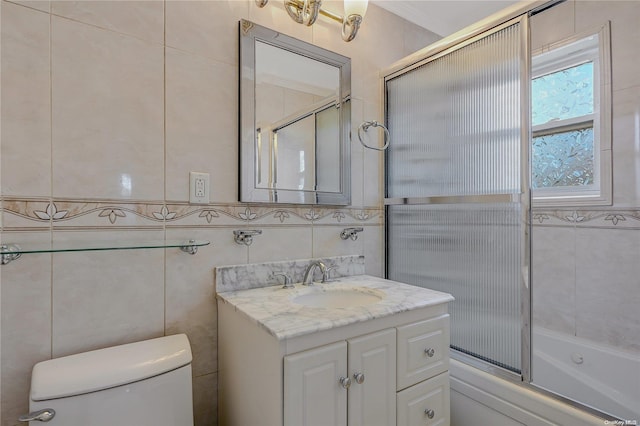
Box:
[189,172,210,204]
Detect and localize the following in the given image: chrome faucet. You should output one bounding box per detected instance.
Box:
[302,260,328,286]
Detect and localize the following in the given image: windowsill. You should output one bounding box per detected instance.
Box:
[532,194,612,208]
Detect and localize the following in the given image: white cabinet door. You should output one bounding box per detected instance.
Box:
[284,341,348,426]
[348,329,397,426]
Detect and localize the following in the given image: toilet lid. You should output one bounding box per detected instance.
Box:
[30,334,192,401]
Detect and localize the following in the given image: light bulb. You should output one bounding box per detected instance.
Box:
[344,0,368,18]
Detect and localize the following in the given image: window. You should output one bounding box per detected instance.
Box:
[531,25,611,206]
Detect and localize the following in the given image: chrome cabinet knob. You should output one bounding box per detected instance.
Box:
[424,347,435,357]
[339,376,352,389]
[425,408,435,419]
[353,372,365,384]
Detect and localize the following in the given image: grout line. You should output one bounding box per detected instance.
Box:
[163,0,167,338]
[48,8,164,48]
[49,7,54,360]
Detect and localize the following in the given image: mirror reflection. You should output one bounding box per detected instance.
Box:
[239,20,351,205]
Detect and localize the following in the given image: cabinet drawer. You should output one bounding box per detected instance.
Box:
[396,372,450,426]
[397,315,449,390]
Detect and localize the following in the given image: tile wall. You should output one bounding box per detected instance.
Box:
[0,1,440,425]
[530,1,640,354]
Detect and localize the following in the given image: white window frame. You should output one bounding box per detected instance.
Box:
[531,23,612,207]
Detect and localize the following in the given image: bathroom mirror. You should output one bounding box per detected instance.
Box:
[239,19,351,205]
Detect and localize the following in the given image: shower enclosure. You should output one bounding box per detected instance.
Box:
[385,16,530,376]
[384,1,638,421]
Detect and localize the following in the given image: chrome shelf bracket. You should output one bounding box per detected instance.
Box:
[1,244,22,265]
[179,240,199,255]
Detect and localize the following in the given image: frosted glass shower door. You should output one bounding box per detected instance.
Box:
[385,18,530,374]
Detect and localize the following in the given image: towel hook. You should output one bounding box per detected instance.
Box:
[357,120,390,151]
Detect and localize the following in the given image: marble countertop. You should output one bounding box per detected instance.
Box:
[216,275,454,340]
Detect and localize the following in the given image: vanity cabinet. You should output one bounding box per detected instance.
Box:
[218,298,451,426]
[284,329,396,426]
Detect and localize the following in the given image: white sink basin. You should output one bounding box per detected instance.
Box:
[291,287,384,309]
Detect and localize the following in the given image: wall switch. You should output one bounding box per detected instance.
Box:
[189,172,210,204]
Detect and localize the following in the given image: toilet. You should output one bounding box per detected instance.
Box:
[21,334,193,425]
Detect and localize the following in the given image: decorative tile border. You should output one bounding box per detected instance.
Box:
[8,198,640,230]
[532,208,640,229]
[1,198,384,230]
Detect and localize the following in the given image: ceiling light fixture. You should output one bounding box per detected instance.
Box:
[255,0,368,42]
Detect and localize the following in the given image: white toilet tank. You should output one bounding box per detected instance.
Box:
[25,334,193,426]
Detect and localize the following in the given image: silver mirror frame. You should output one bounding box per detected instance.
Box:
[239,19,351,205]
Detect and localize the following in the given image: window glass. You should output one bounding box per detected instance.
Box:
[532,62,594,126]
[532,127,594,188]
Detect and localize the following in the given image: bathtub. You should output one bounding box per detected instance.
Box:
[532,326,640,421]
[449,327,640,426]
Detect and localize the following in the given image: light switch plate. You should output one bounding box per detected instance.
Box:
[189,171,210,204]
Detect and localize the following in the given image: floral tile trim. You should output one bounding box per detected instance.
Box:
[5,198,640,230]
[1,198,384,229]
[532,209,640,228]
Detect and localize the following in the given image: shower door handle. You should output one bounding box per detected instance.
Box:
[18,408,56,422]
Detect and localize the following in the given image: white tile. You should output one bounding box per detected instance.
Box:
[0,231,52,426]
[247,226,312,263]
[575,227,640,351]
[248,0,313,44]
[530,0,575,52]
[51,230,165,357]
[611,86,640,207]
[51,17,164,201]
[350,57,381,106]
[8,0,50,13]
[165,228,249,377]
[363,224,384,277]
[531,226,576,335]
[350,98,365,208]
[312,225,363,259]
[51,0,164,44]
[165,48,238,203]
[1,2,51,197]
[362,100,384,207]
[166,0,247,65]
[575,0,640,92]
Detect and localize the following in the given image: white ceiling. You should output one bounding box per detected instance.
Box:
[371,0,523,37]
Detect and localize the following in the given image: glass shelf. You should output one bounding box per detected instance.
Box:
[0,240,210,265]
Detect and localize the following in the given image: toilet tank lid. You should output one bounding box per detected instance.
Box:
[30,334,192,401]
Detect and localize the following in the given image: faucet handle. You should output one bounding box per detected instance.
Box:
[272,273,294,289]
[322,266,336,283]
